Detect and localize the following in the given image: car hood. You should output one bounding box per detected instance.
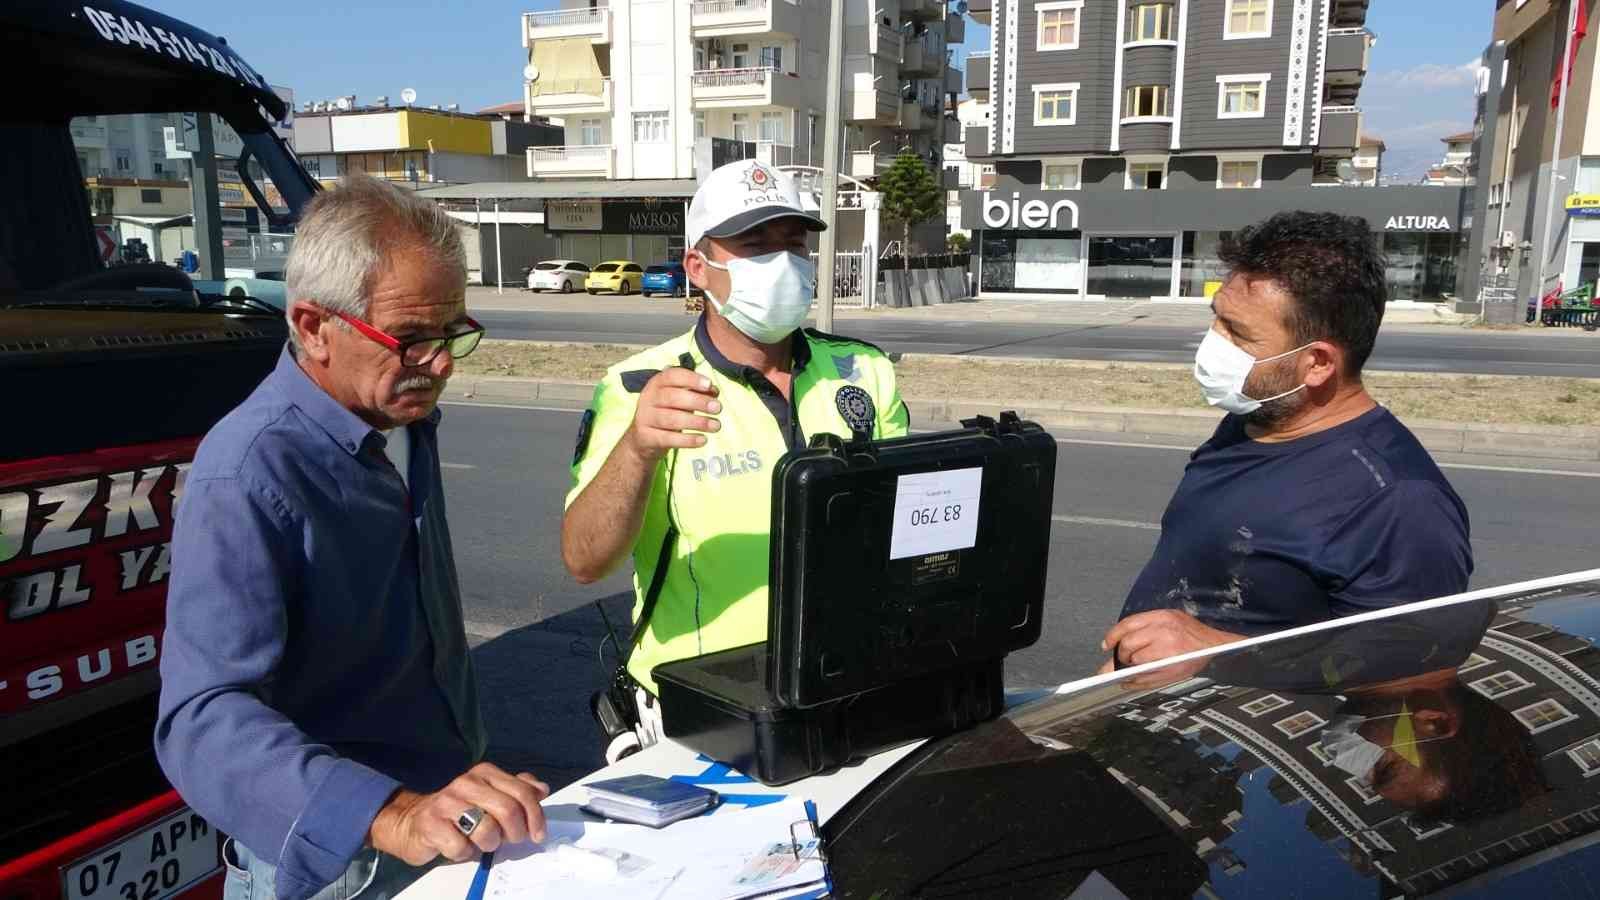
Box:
[822,570,1600,899]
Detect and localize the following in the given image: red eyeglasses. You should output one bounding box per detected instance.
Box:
[331,310,486,367]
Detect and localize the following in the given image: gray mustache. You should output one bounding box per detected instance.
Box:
[394,375,439,395]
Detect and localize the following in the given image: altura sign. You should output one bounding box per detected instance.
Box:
[981,192,1080,230]
[1384,215,1452,231]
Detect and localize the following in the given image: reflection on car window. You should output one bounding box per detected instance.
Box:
[594,263,618,272]
[534,262,559,270]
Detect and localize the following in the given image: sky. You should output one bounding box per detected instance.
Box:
[147,0,1489,182]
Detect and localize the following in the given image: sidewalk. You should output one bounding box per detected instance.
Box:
[464,286,1464,330]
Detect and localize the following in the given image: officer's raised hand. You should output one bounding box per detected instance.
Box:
[624,367,721,459]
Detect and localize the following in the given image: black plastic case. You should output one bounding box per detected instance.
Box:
[654,413,1056,786]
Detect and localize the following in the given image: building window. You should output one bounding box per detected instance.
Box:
[1124,84,1172,120]
[731,42,751,68]
[759,111,787,143]
[580,118,604,146]
[1130,3,1175,42]
[1224,0,1272,39]
[1513,698,1578,735]
[632,111,670,143]
[140,188,162,204]
[1238,694,1291,717]
[1036,1,1083,51]
[1470,670,1534,699]
[1218,157,1261,189]
[1042,160,1081,190]
[1032,82,1080,125]
[1309,741,1335,767]
[1274,710,1325,739]
[1126,158,1167,190]
[1217,74,1270,118]
[1345,776,1383,805]
[760,45,784,71]
[1570,739,1600,776]
[114,151,132,172]
[731,112,751,142]
[694,112,706,140]
[1458,653,1492,673]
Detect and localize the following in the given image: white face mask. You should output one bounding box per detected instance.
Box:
[1319,708,1447,785]
[1192,329,1312,415]
[700,250,816,345]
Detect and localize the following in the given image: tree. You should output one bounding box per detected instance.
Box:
[947,232,970,253]
[877,151,945,256]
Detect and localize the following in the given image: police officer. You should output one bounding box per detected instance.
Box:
[562,160,909,759]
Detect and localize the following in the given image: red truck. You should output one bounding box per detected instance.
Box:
[1,3,315,898]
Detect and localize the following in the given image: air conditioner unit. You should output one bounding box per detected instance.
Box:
[1499,231,1516,248]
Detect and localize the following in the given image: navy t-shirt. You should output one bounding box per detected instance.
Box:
[1120,406,1473,636]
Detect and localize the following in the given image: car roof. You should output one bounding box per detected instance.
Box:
[576,569,1600,899]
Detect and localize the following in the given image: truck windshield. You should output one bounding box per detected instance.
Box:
[0,104,311,313]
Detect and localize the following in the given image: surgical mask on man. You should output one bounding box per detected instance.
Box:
[700,250,816,345]
[1192,329,1312,415]
[1319,704,1446,784]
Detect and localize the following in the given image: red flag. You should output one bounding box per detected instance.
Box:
[1553,0,1590,109]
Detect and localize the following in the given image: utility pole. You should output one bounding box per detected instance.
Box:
[1531,0,1580,323]
[814,0,846,332]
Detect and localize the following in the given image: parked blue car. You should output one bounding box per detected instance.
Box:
[641,262,689,298]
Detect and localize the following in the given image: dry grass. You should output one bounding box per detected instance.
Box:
[456,340,1600,428]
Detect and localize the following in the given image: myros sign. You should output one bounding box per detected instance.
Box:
[981,192,1080,230]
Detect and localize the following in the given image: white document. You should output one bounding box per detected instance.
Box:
[484,800,827,900]
[889,466,983,560]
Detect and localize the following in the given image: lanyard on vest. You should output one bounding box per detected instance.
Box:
[628,351,696,652]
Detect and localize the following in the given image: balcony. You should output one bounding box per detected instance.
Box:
[522,5,611,46]
[525,77,613,117]
[902,0,944,21]
[943,116,961,143]
[850,86,901,125]
[872,23,904,63]
[944,65,962,95]
[942,168,960,190]
[849,150,894,179]
[901,102,925,131]
[70,122,108,148]
[1319,106,1362,151]
[964,124,990,159]
[945,13,965,43]
[967,0,991,25]
[1325,27,1372,105]
[967,52,989,97]
[902,35,945,76]
[690,67,807,109]
[690,0,804,38]
[527,144,614,178]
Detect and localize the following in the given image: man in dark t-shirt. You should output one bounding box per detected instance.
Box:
[1101,212,1472,671]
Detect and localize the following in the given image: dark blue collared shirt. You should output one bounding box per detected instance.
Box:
[156,348,486,900]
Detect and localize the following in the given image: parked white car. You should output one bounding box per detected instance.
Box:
[526,259,589,293]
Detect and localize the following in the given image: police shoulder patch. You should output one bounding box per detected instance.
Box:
[572,409,596,465]
[835,385,876,435]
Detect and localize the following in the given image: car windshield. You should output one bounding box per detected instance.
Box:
[826,573,1600,900]
[594,263,619,273]
[645,265,668,274]
[534,262,560,270]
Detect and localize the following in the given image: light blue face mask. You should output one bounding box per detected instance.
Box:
[700,250,816,345]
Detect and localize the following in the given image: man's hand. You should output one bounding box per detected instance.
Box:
[1101,610,1241,669]
[624,368,721,461]
[368,763,550,866]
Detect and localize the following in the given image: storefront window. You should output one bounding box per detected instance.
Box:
[1087,235,1175,297]
[1381,232,1456,301]
[1179,231,1231,298]
[979,230,1083,295]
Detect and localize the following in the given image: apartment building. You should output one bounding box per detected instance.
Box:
[292,103,557,187]
[1352,132,1382,185]
[959,0,1469,301]
[1461,0,1599,315]
[517,0,964,260]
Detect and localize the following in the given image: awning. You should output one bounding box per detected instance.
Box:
[446,210,545,226]
[531,38,605,97]
[113,214,193,227]
[418,179,700,201]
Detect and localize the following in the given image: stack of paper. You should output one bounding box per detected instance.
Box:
[485,799,828,900]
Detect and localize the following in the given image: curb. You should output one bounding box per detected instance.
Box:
[444,376,1600,463]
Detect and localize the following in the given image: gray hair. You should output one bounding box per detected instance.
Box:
[284,173,466,352]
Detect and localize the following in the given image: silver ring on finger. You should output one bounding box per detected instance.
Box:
[455,806,486,837]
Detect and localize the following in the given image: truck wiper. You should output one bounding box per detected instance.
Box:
[200,294,281,317]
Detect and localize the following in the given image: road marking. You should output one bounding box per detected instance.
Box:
[465,620,512,640]
[1056,437,1196,452]
[440,462,476,470]
[1052,514,1161,531]
[1438,462,1600,479]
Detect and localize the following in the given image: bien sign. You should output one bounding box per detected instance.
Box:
[981,192,1080,230]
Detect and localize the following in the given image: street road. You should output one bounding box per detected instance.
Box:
[468,308,1600,377]
[445,402,1600,786]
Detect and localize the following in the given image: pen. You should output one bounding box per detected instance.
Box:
[464,851,493,900]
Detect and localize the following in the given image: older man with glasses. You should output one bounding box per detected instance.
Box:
[156,175,546,900]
